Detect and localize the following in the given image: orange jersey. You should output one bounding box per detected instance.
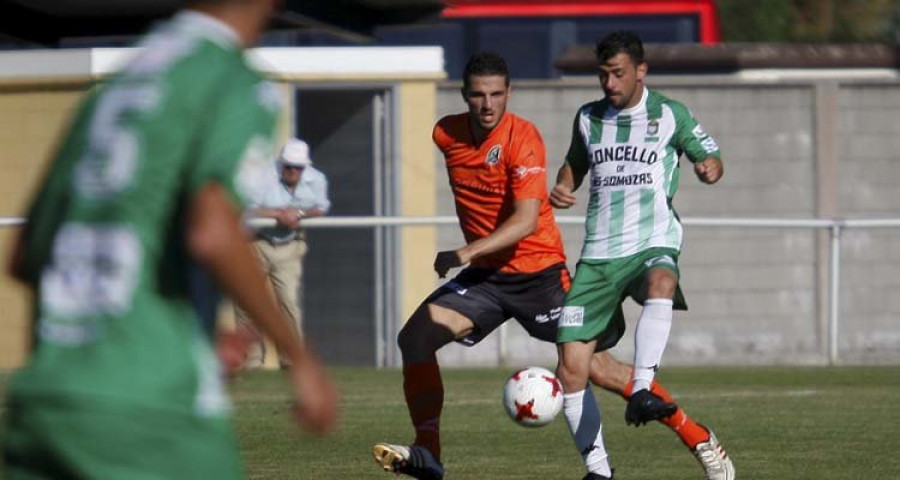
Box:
[433,112,566,273]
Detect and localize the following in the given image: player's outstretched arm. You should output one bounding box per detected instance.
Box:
[694,157,723,184]
[187,183,339,434]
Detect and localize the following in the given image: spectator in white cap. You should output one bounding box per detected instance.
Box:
[236,137,331,369]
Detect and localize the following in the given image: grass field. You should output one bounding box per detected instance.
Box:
[227,366,900,480]
[3,366,900,479]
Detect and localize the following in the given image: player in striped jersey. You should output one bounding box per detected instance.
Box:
[554,32,733,480]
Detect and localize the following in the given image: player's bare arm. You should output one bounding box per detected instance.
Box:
[550,162,584,209]
[694,156,723,184]
[434,197,540,278]
[187,183,339,434]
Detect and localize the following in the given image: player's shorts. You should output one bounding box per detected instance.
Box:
[2,392,243,479]
[556,247,688,349]
[427,263,570,346]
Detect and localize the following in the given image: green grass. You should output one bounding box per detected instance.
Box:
[228,366,900,479]
[3,367,900,479]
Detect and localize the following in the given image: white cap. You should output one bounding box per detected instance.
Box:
[278,138,312,167]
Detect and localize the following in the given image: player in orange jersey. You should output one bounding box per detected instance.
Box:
[372,52,727,480]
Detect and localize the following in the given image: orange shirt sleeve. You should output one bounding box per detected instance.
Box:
[432,120,448,152]
[507,121,548,200]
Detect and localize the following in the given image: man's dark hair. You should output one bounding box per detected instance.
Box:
[462,51,510,90]
[595,31,645,65]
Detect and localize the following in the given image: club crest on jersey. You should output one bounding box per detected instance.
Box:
[647,119,659,136]
[485,145,502,165]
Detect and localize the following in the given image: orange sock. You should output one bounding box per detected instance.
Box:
[403,361,444,460]
[624,379,710,449]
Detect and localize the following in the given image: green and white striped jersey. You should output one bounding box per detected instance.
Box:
[566,87,720,260]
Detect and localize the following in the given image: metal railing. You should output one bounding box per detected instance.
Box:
[4,215,899,365]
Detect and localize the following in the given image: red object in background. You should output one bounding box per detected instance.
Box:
[443,0,721,45]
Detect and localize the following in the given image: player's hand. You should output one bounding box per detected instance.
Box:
[434,250,465,278]
[694,157,723,184]
[290,355,341,435]
[275,208,301,229]
[550,183,578,209]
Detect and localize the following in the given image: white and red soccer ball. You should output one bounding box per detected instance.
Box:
[502,366,563,427]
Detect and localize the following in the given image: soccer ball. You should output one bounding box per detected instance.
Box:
[502,366,563,427]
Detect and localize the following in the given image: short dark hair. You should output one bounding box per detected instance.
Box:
[462,51,510,90]
[595,31,645,65]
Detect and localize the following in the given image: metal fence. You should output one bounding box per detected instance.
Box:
[5,215,897,367]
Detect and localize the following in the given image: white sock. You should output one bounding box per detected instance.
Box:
[563,389,612,476]
[632,298,674,392]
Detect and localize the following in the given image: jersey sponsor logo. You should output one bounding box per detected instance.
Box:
[691,124,708,138]
[700,137,719,154]
[592,172,653,188]
[559,306,584,328]
[592,145,658,166]
[692,124,719,154]
[514,165,545,179]
[444,280,468,296]
[535,306,562,324]
[485,144,502,165]
[644,255,676,269]
[451,178,505,195]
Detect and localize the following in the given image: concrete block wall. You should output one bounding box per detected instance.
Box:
[837,84,900,363]
[431,78,899,367]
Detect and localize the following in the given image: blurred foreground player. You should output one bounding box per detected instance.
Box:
[2,1,338,478]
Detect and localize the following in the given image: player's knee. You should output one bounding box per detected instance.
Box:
[647,270,678,298]
[556,353,589,392]
[397,319,424,354]
[397,308,452,358]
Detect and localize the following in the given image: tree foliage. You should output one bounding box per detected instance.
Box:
[717,0,900,43]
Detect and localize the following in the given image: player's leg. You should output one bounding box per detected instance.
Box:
[589,351,733,479]
[397,302,473,460]
[590,351,710,444]
[622,250,681,425]
[372,303,462,479]
[557,341,613,479]
[555,262,622,479]
[375,271,507,479]
[631,266,677,392]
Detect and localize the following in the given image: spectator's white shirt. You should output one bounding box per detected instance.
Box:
[249,163,330,244]
[253,165,330,213]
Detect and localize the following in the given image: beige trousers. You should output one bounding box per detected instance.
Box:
[234,237,307,369]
